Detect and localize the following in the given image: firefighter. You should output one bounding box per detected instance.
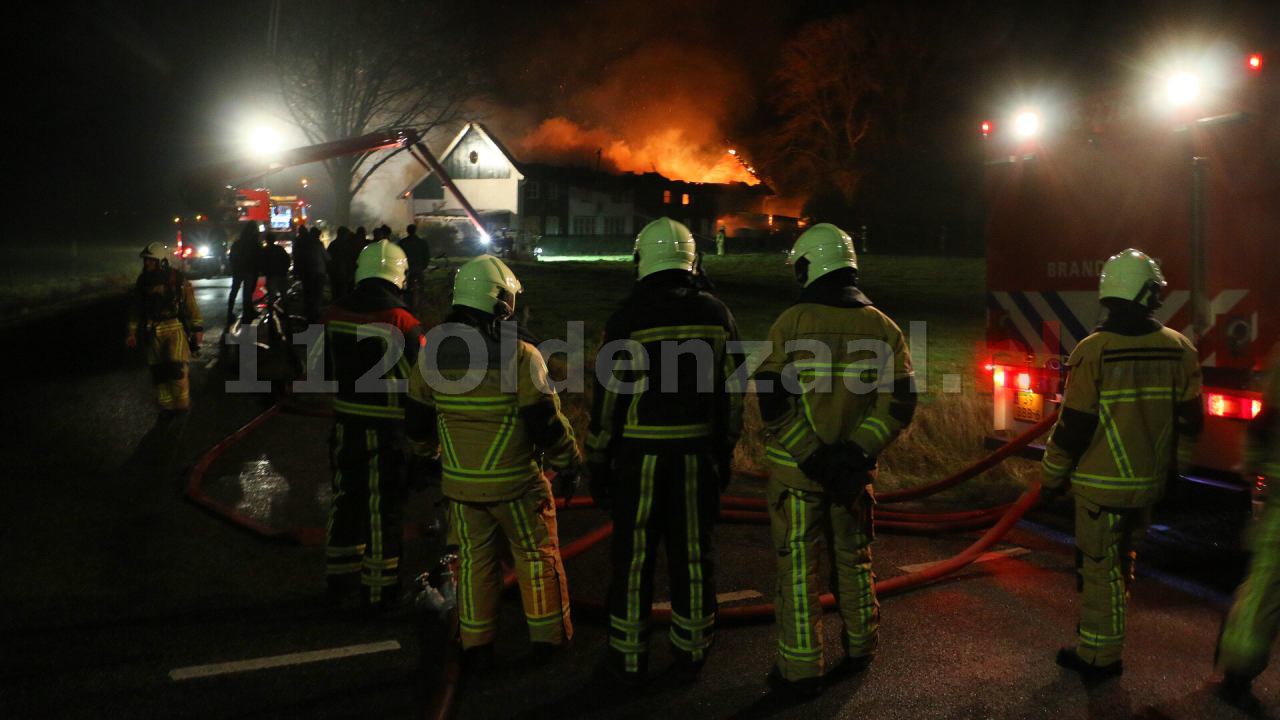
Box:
[126,242,204,413]
[322,239,424,612]
[1041,248,1203,678]
[752,223,916,696]
[1215,342,1279,707]
[226,222,261,328]
[586,218,744,684]
[408,255,581,666]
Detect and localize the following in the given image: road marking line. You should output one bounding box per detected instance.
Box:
[897,547,1030,574]
[653,589,762,611]
[168,640,401,681]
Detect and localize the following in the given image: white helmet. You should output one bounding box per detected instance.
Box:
[1099,248,1166,309]
[355,239,409,289]
[140,242,170,261]
[634,218,697,279]
[453,254,522,318]
[789,223,856,287]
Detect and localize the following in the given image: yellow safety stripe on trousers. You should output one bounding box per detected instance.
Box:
[433,394,518,413]
[325,544,367,557]
[1070,473,1157,490]
[622,423,712,440]
[779,419,810,451]
[508,494,546,620]
[1097,403,1135,478]
[325,562,362,575]
[609,636,648,653]
[628,325,728,345]
[1099,387,1177,401]
[670,630,712,653]
[1042,455,1071,477]
[333,398,405,420]
[786,492,813,654]
[683,453,708,656]
[777,640,823,662]
[623,455,657,672]
[458,616,498,631]
[1078,628,1125,646]
[442,465,538,483]
[525,608,570,627]
[1220,503,1280,659]
[765,446,800,468]
[609,615,648,632]
[482,412,518,470]
[452,502,477,629]
[670,611,716,631]
[365,429,386,601]
[362,556,399,569]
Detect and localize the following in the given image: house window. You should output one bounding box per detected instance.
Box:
[603,216,626,235]
[526,181,539,200]
[681,193,690,206]
[545,216,561,235]
[547,183,559,200]
[663,190,672,204]
[572,216,597,236]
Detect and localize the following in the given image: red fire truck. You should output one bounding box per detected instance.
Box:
[981,49,1276,497]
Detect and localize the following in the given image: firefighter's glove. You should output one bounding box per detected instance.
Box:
[588,461,613,511]
[408,453,442,492]
[800,442,873,503]
[552,457,581,500]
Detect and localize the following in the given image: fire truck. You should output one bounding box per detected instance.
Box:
[981,49,1276,500]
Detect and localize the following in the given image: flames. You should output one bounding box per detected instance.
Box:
[516,117,758,185]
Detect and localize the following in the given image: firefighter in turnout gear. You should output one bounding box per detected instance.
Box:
[127,242,203,412]
[408,255,581,665]
[1215,342,1279,706]
[752,223,916,696]
[322,240,424,611]
[586,218,744,683]
[1041,248,1203,678]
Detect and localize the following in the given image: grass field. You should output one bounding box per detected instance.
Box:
[419,254,1038,502]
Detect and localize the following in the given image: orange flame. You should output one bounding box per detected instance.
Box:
[517,117,758,185]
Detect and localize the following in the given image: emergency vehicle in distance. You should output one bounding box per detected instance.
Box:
[980,48,1276,504]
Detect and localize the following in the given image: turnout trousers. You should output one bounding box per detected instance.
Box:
[146,318,191,410]
[607,446,718,676]
[447,479,572,649]
[1217,497,1280,680]
[325,420,408,604]
[767,477,878,681]
[1073,498,1148,666]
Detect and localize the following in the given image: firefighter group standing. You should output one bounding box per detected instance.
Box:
[129,218,1274,706]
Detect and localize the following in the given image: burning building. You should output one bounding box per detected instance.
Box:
[397,122,788,257]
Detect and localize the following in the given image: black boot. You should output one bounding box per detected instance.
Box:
[1056,646,1123,679]
[766,666,824,699]
[462,644,495,674]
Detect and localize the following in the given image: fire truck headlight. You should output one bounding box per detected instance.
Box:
[1012,110,1041,139]
[479,233,492,246]
[1165,71,1201,107]
[196,245,210,258]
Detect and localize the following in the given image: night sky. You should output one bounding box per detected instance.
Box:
[14,0,1277,243]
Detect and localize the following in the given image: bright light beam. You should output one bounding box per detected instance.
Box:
[1165,72,1200,107]
[247,126,283,158]
[1012,110,1041,140]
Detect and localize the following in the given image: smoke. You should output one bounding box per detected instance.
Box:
[484,18,766,185]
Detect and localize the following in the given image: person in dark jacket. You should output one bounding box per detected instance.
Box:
[261,233,292,302]
[328,226,359,301]
[292,225,329,324]
[398,224,430,312]
[226,223,262,328]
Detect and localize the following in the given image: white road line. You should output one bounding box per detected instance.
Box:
[897,547,1030,575]
[653,589,762,611]
[169,640,401,681]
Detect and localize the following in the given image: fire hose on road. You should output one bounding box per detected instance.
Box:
[184,402,1058,719]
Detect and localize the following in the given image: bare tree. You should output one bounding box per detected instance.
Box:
[272,1,478,224]
[764,4,996,210]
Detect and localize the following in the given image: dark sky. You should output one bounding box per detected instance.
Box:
[14,0,1277,239]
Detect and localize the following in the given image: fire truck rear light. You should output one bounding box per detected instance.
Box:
[1248,53,1262,71]
[1016,372,1031,391]
[1206,392,1261,420]
[981,120,993,136]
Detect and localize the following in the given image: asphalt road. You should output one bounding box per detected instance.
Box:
[1,279,1275,719]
